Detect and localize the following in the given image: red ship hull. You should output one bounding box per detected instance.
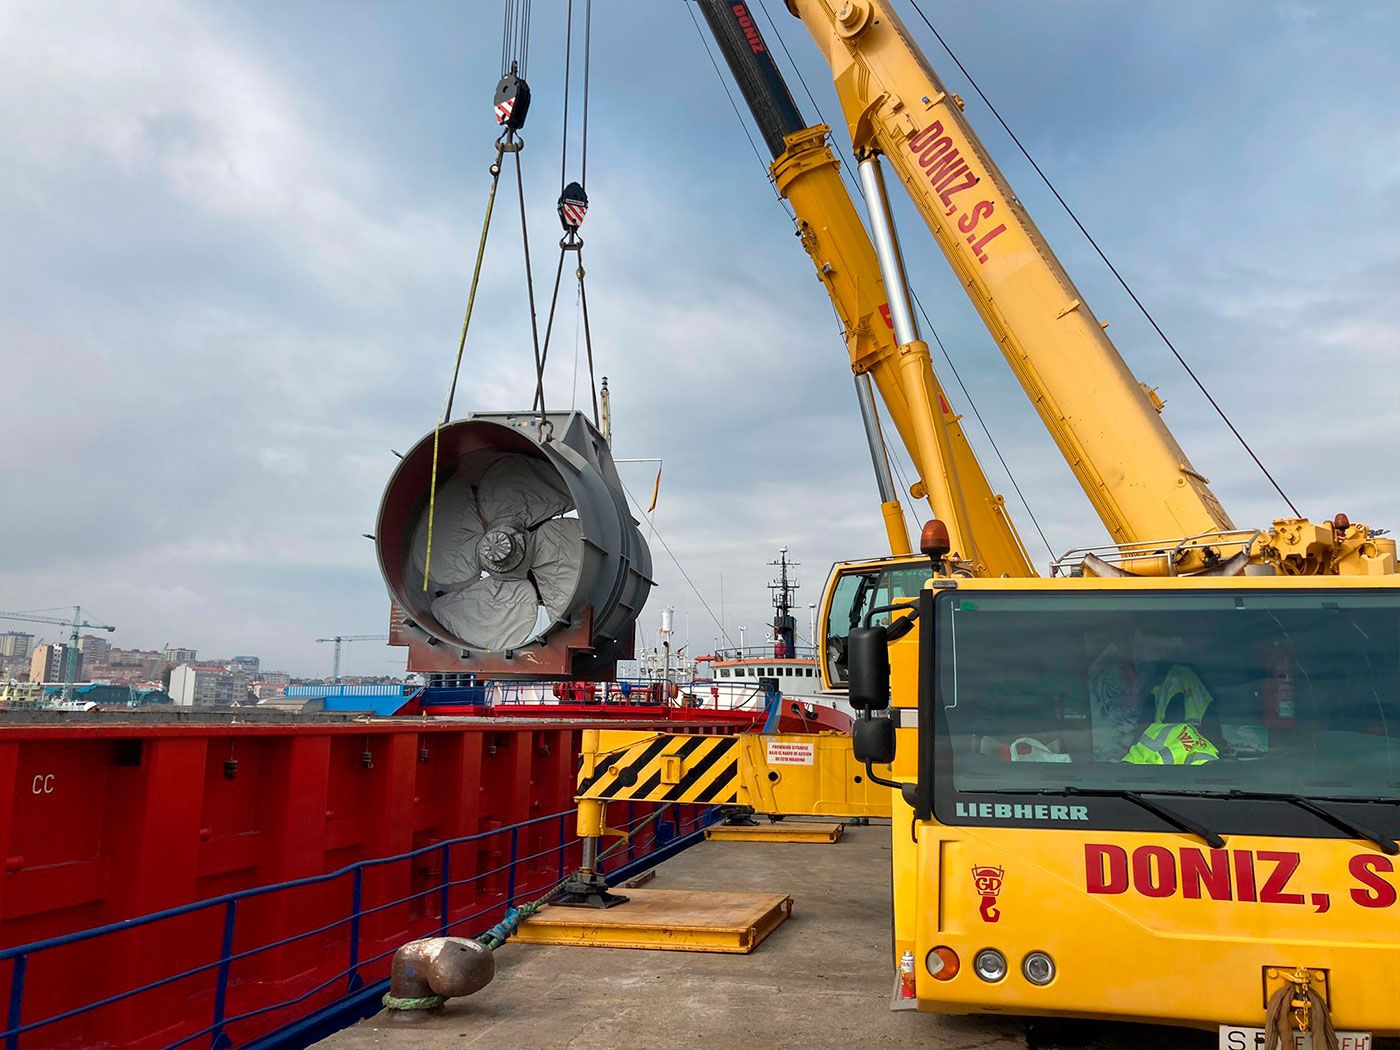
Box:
[0,694,852,1047]
[0,714,743,1047]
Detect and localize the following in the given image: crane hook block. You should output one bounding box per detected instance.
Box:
[494,71,531,130]
[558,182,588,232]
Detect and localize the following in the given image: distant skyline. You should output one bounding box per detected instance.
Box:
[2,1,1397,676]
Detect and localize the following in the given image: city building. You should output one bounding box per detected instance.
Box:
[164,647,197,666]
[79,634,112,663]
[0,631,34,661]
[102,648,165,684]
[168,663,251,707]
[29,644,81,684]
[250,670,291,700]
[229,656,261,674]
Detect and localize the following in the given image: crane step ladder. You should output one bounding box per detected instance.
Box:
[514,729,888,953]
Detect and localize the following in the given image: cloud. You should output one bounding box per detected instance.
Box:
[1,0,1396,676]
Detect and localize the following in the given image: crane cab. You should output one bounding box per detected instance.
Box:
[817,564,1399,1035]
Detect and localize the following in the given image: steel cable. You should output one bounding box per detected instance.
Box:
[906,0,1299,516]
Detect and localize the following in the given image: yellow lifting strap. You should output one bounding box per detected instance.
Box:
[422,139,509,590]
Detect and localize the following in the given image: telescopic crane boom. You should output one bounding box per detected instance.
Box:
[780,0,1393,577]
[697,0,1032,577]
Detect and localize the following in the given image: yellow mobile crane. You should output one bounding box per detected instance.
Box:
[568,1,1398,1040]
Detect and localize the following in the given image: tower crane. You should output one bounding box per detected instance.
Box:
[315,634,389,683]
[0,606,116,703]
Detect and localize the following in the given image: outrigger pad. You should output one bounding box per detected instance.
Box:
[553,871,629,910]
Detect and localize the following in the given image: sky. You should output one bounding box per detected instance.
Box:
[1,0,1397,678]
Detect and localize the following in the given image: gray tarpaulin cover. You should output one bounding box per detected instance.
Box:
[407,456,585,651]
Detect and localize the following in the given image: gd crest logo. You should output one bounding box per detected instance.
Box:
[972,864,1005,923]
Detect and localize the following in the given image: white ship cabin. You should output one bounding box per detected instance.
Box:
[699,648,827,705]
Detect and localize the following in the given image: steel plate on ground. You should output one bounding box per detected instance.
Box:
[704,821,845,844]
[514,888,793,953]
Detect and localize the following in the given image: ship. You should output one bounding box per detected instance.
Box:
[691,548,853,720]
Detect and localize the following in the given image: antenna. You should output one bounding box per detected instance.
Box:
[767,548,800,659]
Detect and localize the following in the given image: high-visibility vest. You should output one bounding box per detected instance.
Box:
[1122,665,1220,765]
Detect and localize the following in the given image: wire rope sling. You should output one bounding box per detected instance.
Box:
[374,0,650,680]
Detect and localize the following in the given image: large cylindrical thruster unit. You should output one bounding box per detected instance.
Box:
[377,411,652,679]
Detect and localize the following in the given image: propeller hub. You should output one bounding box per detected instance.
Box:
[478,526,527,574]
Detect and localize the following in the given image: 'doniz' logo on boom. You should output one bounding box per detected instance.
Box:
[972,864,1004,923]
[730,4,766,53]
[907,122,1005,264]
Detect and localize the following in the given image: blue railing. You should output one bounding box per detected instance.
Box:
[0,804,718,1049]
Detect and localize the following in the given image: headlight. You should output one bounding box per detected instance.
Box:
[972,948,1007,983]
[1022,951,1055,986]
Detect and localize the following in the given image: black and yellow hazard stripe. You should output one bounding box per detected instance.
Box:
[579,734,740,804]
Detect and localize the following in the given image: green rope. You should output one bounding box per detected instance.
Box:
[476,885,563,950]
[422,141,506,591]
[381,992,447,1012]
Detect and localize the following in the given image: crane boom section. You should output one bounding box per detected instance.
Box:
[787,0,1235,550]
[774,127,1032,576]
[696,0,1030,575]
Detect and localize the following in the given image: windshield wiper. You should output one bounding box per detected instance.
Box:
[992,787,1224,848]
[1111,788,1398,856]
[1227,791,1398,856]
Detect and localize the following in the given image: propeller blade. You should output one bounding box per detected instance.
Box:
[529,517,585,619]
[431,576,540,651]
[409,474,485,586]
[477,455,572,529]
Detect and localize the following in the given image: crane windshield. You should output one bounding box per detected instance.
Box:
[931,587,1399,836]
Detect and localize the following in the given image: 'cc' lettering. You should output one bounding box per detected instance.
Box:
[31,775,54,795]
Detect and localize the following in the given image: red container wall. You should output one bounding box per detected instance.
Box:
[0,720,710,1048]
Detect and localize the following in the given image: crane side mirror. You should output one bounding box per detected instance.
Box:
[852,715,896,765]
[847,626,890,712]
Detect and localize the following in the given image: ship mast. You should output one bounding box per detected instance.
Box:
[767,548,800,658]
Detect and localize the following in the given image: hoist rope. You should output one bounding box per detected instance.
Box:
[560,0,573,196]
[535,0,599,423]
[499,2,510,78]
[501,0,532,79]
[906,0,1300,518]
[422,142,508,591]
[580,0,592,188]
[501,0,531,78]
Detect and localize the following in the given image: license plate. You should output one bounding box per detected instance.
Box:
[1218,1026,1371,1050]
